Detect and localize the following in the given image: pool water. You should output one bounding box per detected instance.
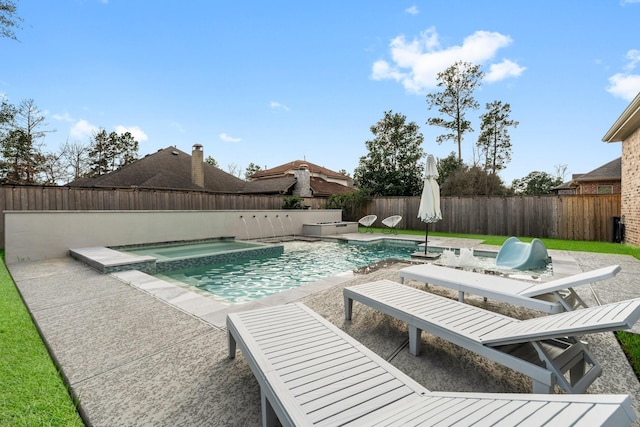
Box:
[121,240,266,260]
[156,240,419,304]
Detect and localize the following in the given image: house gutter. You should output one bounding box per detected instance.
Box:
[602,92,640,142]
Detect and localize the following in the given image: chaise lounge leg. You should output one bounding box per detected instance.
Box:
[408,325,422,356]
[344,296,353,320]
[228,330,236,359]
[261,389,278,427]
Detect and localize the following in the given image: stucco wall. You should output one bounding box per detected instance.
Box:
[4,210,342,264]
[622,127,640,246]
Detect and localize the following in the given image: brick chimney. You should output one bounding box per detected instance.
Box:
[191,144,204,188]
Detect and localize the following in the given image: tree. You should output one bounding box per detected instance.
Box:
[426,61,484,161]
[60,140,90,182]
[87,129,139,177]
[205,155,219,168]
[554,163,568,181]
[227,163,242,178]
[512,171,563,195]
[440,164,508,196]
[477,100,518,175]
[354,110,424,196]
[0,99,50,184]
[244,162,262,180]
[435,152,463,186]
[0,0,22,41]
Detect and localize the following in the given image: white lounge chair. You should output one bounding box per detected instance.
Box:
[228,302,636,426]
[399,263,621,313]
[357,214,377,233]
[344,280,640,394]
[381,215,402,234]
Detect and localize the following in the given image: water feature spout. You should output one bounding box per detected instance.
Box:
[240,216,250,240]
[458,248,476,268]
[287,214,296,238]
[254,215,263,239]
[265,215,276,238]
[276,214,286,236]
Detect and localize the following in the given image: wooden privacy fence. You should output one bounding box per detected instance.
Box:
[366,195,621,243]
[0,185,621,248]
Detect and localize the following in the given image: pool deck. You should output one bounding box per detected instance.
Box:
[9,234,640,426]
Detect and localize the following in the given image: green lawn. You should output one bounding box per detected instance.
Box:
[0,253,84,427]
[3,231,640,424]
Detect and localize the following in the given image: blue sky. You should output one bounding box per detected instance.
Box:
[3,1,640,184]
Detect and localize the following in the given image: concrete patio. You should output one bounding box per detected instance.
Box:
[8,236,640,426]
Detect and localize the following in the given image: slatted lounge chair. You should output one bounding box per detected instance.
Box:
[358,214,377,233]
[227,302,636,426]
[381,215,402,234]
[399,263,621,313]
[344,280,640,394]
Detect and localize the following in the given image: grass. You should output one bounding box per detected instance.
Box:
[0,253,84,427]
[3,230,640,423]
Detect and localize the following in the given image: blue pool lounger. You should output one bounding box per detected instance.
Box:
[344,280,640,395]
[399,263,621,313]
[228,302,637,426]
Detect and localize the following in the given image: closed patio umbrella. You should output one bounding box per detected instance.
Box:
[417,154,442,255]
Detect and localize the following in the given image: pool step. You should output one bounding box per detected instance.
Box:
[69,247,157,274]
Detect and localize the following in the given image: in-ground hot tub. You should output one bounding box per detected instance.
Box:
[302,221,358,236]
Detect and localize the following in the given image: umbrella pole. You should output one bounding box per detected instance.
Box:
[424,223,428,255]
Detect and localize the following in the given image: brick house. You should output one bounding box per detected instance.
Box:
[602,92,640,246]
[552,158,622,195]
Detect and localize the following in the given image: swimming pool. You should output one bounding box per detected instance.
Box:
[155,240,419,304]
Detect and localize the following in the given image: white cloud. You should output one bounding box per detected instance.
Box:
[270,101,290,111]
[52,112,74,122]
[485,59,527,82]
[371,28,522,93]
[405,5,419,15]
[220,132,242,143]
[624,49,640,71]
[69,119,99,140]
[607,73,640,101]
[115,125,148,141]
[621,0,640,4]
[606,49,640,101]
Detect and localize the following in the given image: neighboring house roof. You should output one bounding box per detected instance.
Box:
[249,159,353,196]
[551,180,575,192]
[251,160,349,182]
[572,157,621,183]
[242,176,297,194]
[603,92,640,142]
[310,177,353,196]
[67,146,246,193]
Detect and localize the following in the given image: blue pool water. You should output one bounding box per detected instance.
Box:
[156,240,419,304]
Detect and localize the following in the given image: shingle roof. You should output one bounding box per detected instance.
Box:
[573,157,621,182]
[242,176,297,194]
[310,177,354,196]
[67,146,246,193]
[250,160,348,180]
